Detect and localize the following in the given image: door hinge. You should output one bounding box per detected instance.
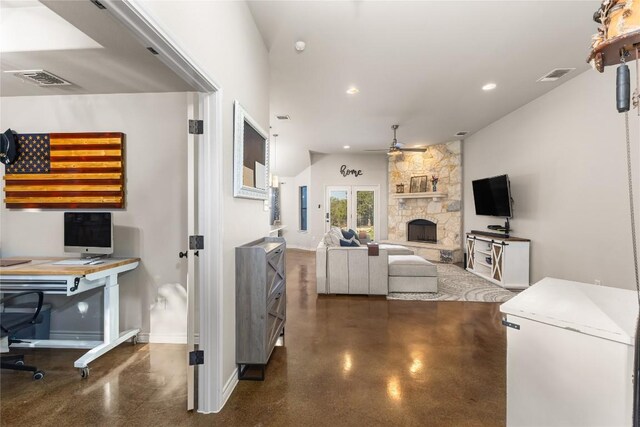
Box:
[188,120,204,135]
[189,235,204,250]
[501,319,520,330]
[189,350,204,365]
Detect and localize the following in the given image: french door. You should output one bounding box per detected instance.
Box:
[325,185,379,241]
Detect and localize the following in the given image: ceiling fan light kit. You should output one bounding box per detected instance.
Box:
[386,124,427,155]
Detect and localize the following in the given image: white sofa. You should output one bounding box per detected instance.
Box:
[316,241,414,295]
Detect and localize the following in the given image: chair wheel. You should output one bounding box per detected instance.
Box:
[15,360,24,366]
[33,371,44,380]
[79,367,90,379]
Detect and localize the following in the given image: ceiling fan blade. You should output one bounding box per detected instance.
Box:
[400,148,427,152]
[364,149,389,152]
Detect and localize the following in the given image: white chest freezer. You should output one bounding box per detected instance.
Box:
[500,277,639,427]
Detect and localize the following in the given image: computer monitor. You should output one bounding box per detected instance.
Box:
[64,212,113,257]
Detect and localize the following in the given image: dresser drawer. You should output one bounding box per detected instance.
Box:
[266,244,285,300]
[265,288,286,357]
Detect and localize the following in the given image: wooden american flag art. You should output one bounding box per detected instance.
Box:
[3,132,125,209]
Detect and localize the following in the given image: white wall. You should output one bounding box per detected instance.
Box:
[0,92,189,343]
[279,152,388,250]
[136,0,270,405]
[464,67,640,289]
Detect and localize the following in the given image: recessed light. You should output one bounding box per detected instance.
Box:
[343,145,351,149]
[482,83,497,91]
[346,87,360,95]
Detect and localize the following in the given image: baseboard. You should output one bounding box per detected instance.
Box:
[137,333,196,345]
[49,330,102,341]
[196,366,238,414]
[220,367,239,412]
[286,245,314,251]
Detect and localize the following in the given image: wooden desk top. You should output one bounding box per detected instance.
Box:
[0,257,140,276]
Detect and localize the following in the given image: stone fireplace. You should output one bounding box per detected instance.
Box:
[386,140,463,263]
[407,219,437,243]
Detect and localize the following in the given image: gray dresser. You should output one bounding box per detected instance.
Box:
[235,237,286,380]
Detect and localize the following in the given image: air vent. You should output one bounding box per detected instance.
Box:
[276,115,290,120]
[537,68,575,82]
[455,131,469,137]
[8,70,71,86]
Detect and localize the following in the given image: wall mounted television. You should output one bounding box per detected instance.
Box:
[472,174,513,218]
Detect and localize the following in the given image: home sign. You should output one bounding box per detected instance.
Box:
[340,164,363,177]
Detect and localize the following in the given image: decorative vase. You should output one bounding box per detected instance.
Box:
[432,182,437,192]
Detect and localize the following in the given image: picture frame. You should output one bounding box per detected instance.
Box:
[419,176,428,192]
[233,101,270,200]
[410,175,427,193]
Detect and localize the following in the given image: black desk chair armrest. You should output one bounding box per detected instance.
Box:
[0,291,44,332]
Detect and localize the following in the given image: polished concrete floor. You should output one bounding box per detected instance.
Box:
[1,250,506,426]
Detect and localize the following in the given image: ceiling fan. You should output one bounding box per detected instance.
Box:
[366,124,426,155]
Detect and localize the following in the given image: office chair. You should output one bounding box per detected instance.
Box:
[1,291,45,380]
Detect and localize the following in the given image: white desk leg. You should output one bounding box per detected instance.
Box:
[104,273,118,342]
[74,274,140,373]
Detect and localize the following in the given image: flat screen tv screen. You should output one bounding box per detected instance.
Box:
[472,174,513,217]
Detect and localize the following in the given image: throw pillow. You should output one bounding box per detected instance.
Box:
[323,231,341,247]
[341,229,356,240]
[339,238,360,247]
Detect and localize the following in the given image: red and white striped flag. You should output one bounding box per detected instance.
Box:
[3,132,124,209]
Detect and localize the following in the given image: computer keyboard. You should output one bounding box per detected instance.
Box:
[53,259,93,266]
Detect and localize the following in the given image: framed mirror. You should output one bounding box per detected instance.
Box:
[233,101,269,200]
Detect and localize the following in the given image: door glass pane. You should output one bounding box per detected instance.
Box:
[356,190,375,240]
[329,190,348,229]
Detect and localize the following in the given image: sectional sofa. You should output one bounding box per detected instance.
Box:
[316,227,438,295]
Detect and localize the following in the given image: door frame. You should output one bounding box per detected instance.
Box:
[103,0,224,414]
[325,185,380,240]
[325,186,351,232]
[352,185,380,241]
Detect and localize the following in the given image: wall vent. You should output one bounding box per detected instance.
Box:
[454,131,468,137]
[537,68,575,82]
[7,70,72,86]
[276,115,290,120]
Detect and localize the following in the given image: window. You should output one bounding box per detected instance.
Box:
[299,186,308,231]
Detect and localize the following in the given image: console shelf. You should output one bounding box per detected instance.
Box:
[466,232,530,290]
[236,237,286,380]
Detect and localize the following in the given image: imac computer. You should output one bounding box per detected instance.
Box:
[64,212,113,258]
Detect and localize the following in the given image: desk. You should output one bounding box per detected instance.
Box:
[0,257,140,378]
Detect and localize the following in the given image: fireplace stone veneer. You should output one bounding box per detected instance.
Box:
[387,140,463,263]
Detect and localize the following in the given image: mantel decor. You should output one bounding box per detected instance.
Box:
[409,175,427,193]
[396,183,405,193]
[233,100,269,200]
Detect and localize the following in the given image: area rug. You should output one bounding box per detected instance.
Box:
[387,264,516,303]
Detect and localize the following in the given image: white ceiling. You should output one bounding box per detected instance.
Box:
[0,0,192,96]
[248,1,601,177]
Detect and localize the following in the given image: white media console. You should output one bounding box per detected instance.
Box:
[465,231,530,289]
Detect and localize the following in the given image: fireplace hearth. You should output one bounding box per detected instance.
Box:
[407,219,437,243]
